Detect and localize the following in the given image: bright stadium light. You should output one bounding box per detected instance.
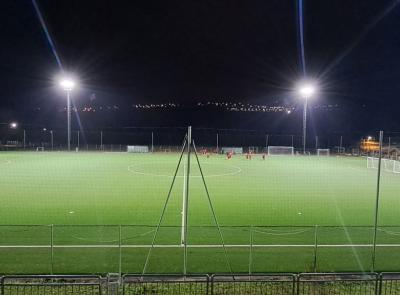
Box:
[59,79,75,91]
[59,76,77,151]
[297,81,317,154]
[299,84,315,98]
[9,122,18,129]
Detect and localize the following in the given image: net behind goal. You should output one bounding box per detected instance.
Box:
[127,145,149,153]
[267,146,294,156]
[367,157,400,173]
[317,149,330,156]
[221,147,243,154]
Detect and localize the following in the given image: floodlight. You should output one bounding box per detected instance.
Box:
[296,80,317,154]
[58,76,77,151]
[59,79,75,91]
[298,84,315,98]
[10,122,18,129]
[367,136,372,141]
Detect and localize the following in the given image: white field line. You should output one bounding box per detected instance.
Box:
[127,163,242,178]
[1,244,400,248]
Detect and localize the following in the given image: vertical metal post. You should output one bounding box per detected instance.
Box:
[216,132,219,153]
[77,130,80,150]
[181,161,187,244]
[50,224,54,274]
[315,136,318,150]
[182,126,191,275]
[67,91,71,151]
[119,225,122,276]
[388,136,391,158]
[249,226,253,276]
[23,129,26,149]
[302,97,308,154]
[266,134,269,150]
[50,130,53,150]
[291,135,294,147]
[100,131,103,150]
[340,136,343,154]
[151,132,154,153]
[372,130,383,271]
[313,225,318,272]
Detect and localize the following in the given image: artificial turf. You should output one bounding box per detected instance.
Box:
[0,151,399,274]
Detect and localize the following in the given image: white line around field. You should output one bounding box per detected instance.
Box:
[1,244,400,248]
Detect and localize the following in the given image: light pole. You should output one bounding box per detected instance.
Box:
[59,78,75,151]
[8,122,25,148]
[298,83,316,154]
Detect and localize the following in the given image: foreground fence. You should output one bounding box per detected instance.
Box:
[1,273,400,294]
[4,224,400,274]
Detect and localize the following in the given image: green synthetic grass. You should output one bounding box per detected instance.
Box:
[0,151,400,274]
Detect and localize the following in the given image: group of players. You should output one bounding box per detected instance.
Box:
[201,149,266,160]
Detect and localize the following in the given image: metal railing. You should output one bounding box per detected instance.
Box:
[3,224,400,275]
[1,275,102,295]
[0,273,400,294]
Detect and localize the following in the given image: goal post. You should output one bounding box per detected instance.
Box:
[267,146,294,156]
[221,147,243,154]
[127,145,149,153]
[367,156,400,173]
[317,149,330,156]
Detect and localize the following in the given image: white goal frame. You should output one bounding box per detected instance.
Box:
[367,157,400,174]
[317,149,330,156]
[127,145,149,153]
[267,146,294,156]
[36,147,44,152]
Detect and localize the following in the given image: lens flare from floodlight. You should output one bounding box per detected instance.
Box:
[10,122,18,129]
[59,79,75,91]
[367,136,372,141]
[298,84,316,98]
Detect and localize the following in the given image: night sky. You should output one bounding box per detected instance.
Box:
[1,0,400,133]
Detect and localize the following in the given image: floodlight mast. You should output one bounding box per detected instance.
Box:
[298,83,315,154]
[59,79,75,151]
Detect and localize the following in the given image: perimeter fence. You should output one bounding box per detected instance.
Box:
[3,126,399,155]
[2,225,400,275]
[1,272,400,294]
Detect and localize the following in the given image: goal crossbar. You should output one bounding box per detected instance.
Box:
[317,149,330,156]
[267,146,294,156]
[367,157,400,173]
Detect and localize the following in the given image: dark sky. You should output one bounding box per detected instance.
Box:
[1,0,400,131]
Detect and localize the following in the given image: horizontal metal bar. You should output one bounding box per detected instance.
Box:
[1,243,400,248]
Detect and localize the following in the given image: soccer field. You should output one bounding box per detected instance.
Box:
[1,151,400,274]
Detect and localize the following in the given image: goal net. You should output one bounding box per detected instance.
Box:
[127,145,149,153]
[367,157,400,173]
[36,147,44,152]
[221,147,243,154]
[267,146,294,156]
[317,149,330,156]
